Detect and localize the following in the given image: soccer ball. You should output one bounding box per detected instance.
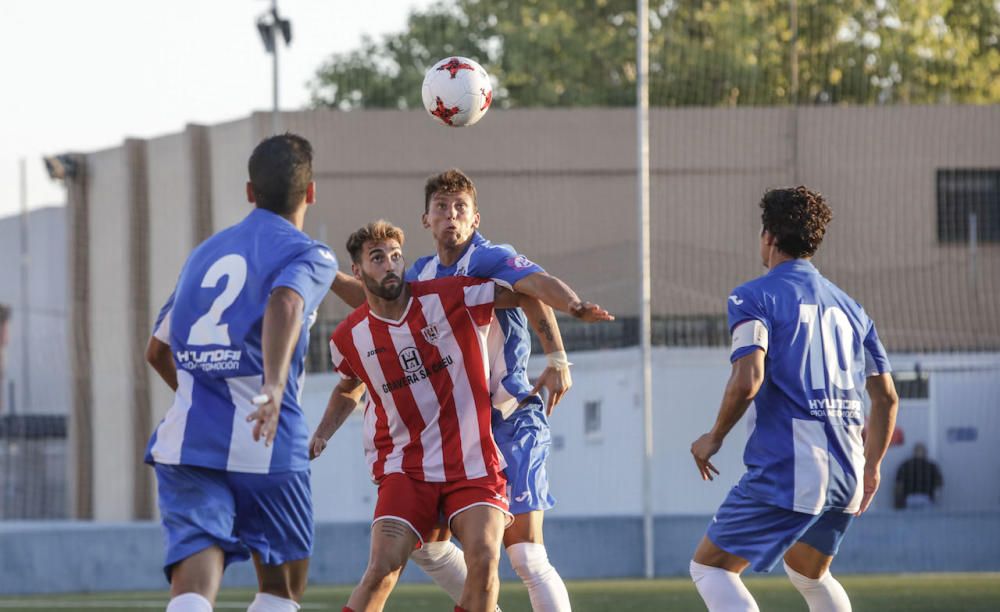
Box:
[421,56,493,127]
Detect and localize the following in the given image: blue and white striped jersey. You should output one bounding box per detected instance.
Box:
[728,259,891,515]
[145,208,337,474]
[406,231,543,418]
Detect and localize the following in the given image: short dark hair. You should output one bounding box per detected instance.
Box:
[346,220,406,263]
[424,168,477,213]
[760,186,833,258]
[247,133,313,215]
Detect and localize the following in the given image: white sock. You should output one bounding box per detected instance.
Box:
[507,542,572,612]
[246,593,300,612]
[783,561,852,612]
[689,560,759,612]
[409,540,468,604]
[166,592,213,612]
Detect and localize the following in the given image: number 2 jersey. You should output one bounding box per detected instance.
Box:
[728,259,891,515]
[145,208,338,474]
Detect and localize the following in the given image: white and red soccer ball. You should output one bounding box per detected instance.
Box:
[421,56,493,127]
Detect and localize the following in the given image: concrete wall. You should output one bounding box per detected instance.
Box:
[2,512,998,595]
[0,207,68,417]
[305,348,1000,521]
[64,106,1000,519]
[267,106,1000,353]
[84,146,138,521]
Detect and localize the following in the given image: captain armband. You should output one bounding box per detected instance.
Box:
[731,320,769,354]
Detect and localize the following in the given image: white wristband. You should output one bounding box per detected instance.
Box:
[546,350,572,370]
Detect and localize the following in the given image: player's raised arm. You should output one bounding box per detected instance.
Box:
[518,297,573,415]
[690,348,765,481]
[331,270,366,308]
[248,287,304,446]
[310,376,366,460]
[857,373,899,515]
[508,272,614,322]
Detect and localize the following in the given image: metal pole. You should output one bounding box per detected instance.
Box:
[789,0,799,183]
[636,0,654,580]
[968,212,978,298]
[789,0,799,104]
[18,158,31,414]
[271,0,280,135]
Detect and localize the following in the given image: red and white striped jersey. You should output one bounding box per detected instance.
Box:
[329,276,504,483]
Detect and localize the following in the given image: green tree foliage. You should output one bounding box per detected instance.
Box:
[309,0,1000,108]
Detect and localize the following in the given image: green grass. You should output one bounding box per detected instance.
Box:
[0,574,997,611]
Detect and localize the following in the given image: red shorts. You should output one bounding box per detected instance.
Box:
[373,472,512,545]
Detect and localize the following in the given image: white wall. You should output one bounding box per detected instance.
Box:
[304,347,1000,520]
[0,207,68,416]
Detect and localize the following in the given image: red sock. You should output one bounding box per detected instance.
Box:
[343,608,355,612]
[454,607,468,612]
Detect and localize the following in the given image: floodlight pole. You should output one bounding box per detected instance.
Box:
[258,0,290,135]
[637,0,655,580]
[19,158,31,413]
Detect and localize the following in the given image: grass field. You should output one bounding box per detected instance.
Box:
[0,574,997,611]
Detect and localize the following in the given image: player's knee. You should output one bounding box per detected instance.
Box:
[783,561,828,586]
[362,557,405,591]
[410,540,459,568]
[247,592,301,612]
[166,592,213,612]
[463,544,500,581]
[507,542,555,584]
[783,561,851,612]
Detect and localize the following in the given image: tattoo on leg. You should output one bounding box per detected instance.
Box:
[379,521,412,540]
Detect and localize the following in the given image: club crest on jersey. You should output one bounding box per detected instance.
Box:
[506,254,534,270]
[421,324,441,345]
[398,347,423,373]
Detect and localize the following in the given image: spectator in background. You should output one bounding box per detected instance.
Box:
[0,304,9,414]
[894,443,943,509]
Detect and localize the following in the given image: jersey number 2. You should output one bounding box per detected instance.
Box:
[799,304,855,391]
[187,254,248,346]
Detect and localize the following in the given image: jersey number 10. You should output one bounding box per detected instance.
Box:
[798,304,855,391]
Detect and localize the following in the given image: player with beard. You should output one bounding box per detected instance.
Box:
[311,221,611,612]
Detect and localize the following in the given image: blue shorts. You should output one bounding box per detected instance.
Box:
[154,463,313,582]
[492,404,555,515]
[706,484,853,573]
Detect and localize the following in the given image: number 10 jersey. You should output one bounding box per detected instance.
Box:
[727,259,891,515]
[145,208,338,474]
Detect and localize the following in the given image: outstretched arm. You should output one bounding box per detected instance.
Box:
[145,336,177,391]
[690,349,765,481]
[499,272,613,321]
[247,287,304,446]
[310,376,366,459]
[518,296,572,415]
[331,270,366,308]
[857,373,899,515]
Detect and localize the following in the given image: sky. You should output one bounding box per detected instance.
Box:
[0,0,435,219]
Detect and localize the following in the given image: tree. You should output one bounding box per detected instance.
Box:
[309,0,1000,108]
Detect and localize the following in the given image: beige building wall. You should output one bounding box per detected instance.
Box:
[208,117,258,232]
[83,145,137,521]
[68,105,999,518]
